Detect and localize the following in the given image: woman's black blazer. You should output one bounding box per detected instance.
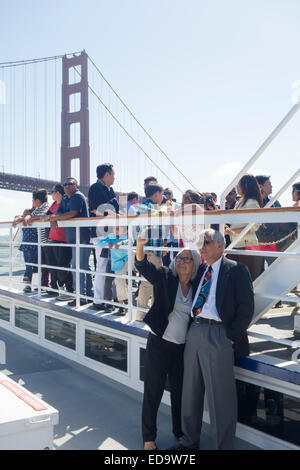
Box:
[135,255,205,338]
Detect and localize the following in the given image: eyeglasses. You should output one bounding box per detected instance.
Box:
[63,182,75,187]
[203,239,212,246]
[176,256,194,264]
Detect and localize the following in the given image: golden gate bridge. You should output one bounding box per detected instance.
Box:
[0,50,199,198]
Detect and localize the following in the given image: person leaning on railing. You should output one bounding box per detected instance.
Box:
[170,189,204,248]
[292,182,300,208]
[225,174,263,281]
[276,182,300,253]
[40,184,74,300]
[135,227,202,451]
[50,177,92,306]
[13,189,50,293]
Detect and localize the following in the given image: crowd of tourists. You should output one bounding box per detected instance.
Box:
[11,164,300,450]
[12,165,299,310]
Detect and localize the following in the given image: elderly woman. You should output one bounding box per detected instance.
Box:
[135,229,202,451]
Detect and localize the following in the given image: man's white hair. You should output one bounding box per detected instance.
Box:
[197,228,225,249]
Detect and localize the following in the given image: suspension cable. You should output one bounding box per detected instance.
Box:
[87,54,200,193]
[0,51,83,68]
[1,50,200,194]
[72,65,184,194]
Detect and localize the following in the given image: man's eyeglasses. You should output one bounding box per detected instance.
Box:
[63,182,75,187]
[176,256,194,264]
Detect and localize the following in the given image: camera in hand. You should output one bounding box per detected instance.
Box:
[205,196,214,209]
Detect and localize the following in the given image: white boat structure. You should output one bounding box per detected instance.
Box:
[0,70,299,449]
[0,202,299,450]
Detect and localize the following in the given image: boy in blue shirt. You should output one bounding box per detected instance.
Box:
[97,224,128,315]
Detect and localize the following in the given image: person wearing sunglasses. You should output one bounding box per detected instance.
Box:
[51,177,92,305]
[171,228,254,451]
[135,228,202,451]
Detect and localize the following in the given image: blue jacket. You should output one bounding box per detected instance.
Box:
[97,234,128,271]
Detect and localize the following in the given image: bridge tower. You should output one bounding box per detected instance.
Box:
[60,50,90,194]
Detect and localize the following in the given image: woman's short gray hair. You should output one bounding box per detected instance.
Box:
[169,247,202,280]
[196,228,225,249]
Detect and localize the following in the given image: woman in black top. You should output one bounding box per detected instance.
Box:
[135,229,203,450]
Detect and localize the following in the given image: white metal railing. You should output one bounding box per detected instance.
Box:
[220,102,300,210]
[226,168,300,250]
[0,207,300,356]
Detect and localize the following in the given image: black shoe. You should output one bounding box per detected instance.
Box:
[23,285,32,293]
[90,303,110,311]
[168,443,198,451]
[46,291,58,297]
[117,307,126,315]
[68,299,89,307]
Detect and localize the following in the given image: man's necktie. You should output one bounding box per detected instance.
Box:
[192,266,213,317]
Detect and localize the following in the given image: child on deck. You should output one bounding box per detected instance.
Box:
[96,225,129,315]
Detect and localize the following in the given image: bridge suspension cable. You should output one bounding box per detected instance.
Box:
[87,54,200,194]
[72,64,185,194]
[0,52,83,69]
[0,50,199,199]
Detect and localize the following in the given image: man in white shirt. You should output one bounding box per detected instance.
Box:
[172,228,254,450]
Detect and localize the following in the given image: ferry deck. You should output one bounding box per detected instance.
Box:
[0,207,300,450]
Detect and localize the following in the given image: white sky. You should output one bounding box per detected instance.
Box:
[1,0,300,220]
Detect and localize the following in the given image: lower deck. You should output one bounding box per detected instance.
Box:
[0,326,260,450]
[0,286,299,450]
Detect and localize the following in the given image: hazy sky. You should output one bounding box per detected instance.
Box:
[1,0,300,220]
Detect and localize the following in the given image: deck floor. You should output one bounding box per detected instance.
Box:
[0,327,259,450]
[0,268,299,450]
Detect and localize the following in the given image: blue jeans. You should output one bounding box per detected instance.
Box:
[71,246,93,298]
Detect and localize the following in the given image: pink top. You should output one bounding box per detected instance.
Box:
[48,202,66,242]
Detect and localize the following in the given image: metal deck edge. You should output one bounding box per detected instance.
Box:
[1,288,300,386]
[0,288,149,339]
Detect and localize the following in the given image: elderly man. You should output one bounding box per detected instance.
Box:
[172,228,254,450]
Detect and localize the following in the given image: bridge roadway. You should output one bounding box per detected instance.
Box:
[0,172,89,195]
[0,326,258,451]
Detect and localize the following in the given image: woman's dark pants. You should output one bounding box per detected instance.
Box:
[142,333,184,442]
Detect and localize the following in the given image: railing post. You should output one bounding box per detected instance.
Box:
[76,226,80,307]
[37,227,41,298]
[127,222,133,322]
[9,226,13,289]
[0,340,6,364]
